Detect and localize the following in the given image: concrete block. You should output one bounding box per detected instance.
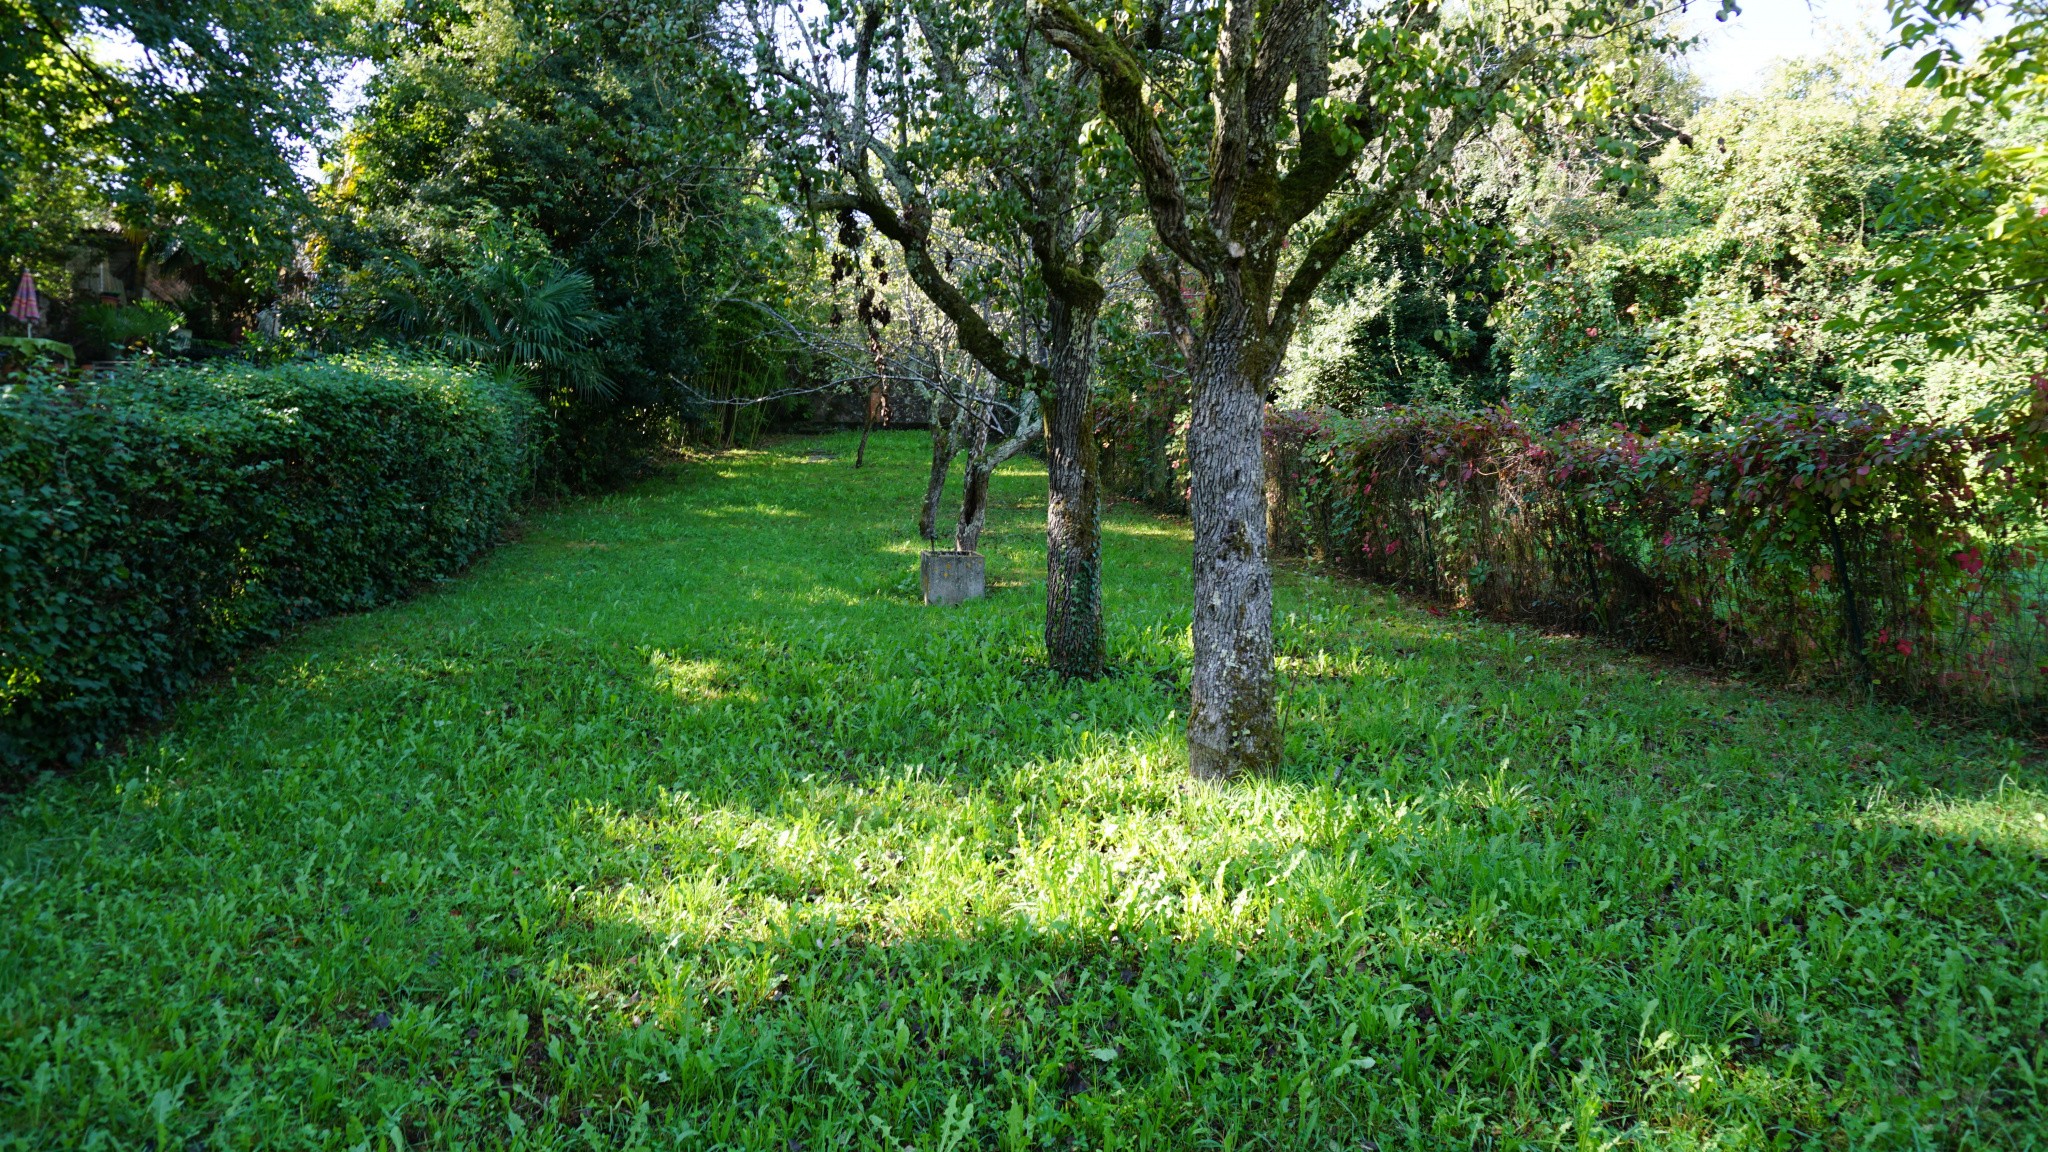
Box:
[920,550,985,606]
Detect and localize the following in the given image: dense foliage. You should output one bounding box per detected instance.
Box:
[0,356,533,777]
[1501,60,2013,428]
[1284,228,1511,415]
[1267,45,2041,435]
[1277,382,2048,721]
[1868,0,2048,356]
[301,0,792,488]
[0,0,346,306]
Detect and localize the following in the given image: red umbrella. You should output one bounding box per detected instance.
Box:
[9,270,41,338]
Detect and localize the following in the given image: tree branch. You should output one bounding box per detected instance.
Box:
[852,1,884,135]
[1242,0,1322,172]
[1137,253,1195,362]
[1268,39,1541,353]
[785,36,1045,392]
[1272,0,1438,231]
[1207,0,1257,240]
[988,390,1045,467]
[1034,0,1217,273]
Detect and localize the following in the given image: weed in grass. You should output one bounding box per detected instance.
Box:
[1,432,2044,1149]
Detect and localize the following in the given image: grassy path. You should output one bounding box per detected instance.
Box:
[3,431,2045,1150]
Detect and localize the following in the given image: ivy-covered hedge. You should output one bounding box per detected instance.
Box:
[1,355,535,776]
[1276,380,2048,723]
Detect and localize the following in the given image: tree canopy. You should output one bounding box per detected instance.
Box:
[1,0,347,280]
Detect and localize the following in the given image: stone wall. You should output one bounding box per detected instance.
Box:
[805,379,934,428]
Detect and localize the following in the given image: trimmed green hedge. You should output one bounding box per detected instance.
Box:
[1,355,535,776]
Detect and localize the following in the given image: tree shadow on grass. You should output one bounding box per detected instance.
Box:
[10,617,2045,1149]
[451,742,2048,1150]
[8,432,2047,1148]
[116,616,2035,1146]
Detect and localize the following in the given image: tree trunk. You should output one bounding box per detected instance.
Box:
[920,386,958,543]
[954,385,994,552]
[1146,399,1175,509]
[855,382,886,468]
[1032,0,1558,783]
[1826,510,1870,679]
[1042,293,1105,679]
[1185,315,1279,780]
[956,465,991,553]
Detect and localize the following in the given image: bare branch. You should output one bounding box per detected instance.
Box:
[852,1,884,134]
[668,375,853,408]
[987,390,1045,467]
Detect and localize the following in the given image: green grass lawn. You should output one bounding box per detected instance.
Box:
[4,431,2046,1151]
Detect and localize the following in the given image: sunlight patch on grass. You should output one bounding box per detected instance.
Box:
[1887,780,2048,856]
[691,502,809,519]
[646,651,737,702]
[1101,519,1189,540]
[3,432,2044,1150]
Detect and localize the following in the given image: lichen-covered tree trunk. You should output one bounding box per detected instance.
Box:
[954,386,994,553]
[1185,308,1278,780]
[1042,292,1105,679]
[920,387,959,543]
[1035,0,1560,780]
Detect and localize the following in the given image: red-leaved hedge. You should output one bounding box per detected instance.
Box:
[1275,379,2048,723]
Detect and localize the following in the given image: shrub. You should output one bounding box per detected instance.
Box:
[0,355,535,776]
[73,300,185,360]
[1283,379,2048,723]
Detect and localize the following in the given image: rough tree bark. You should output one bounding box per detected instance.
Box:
[920,383,958,543]
[956,389,1043,554]
[1041,286,1107,678]
[1184,303,1281,776]
[953,383,993,552]
[1039,0,1546,777]
[769,1,1116,678]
